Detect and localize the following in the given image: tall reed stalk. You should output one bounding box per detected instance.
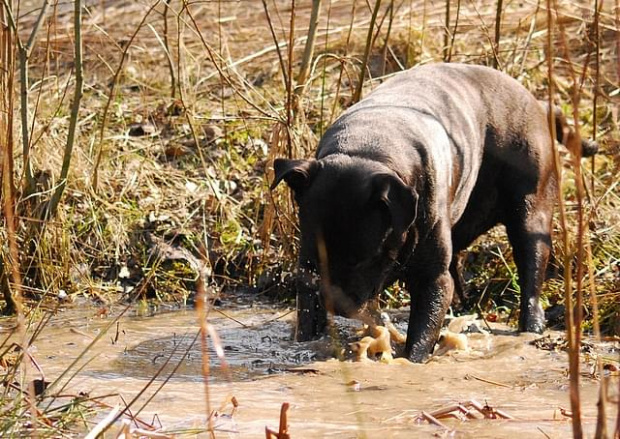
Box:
[0,2,18,313]
[587,3,609,438]
[296,0,322,99]
[447,0,461,62]
[353,0,382,103]
[285,0,296,157]
[262,0,289,91]
[493,0,503,68]
[15,0,50,195]
[443,0,450,61]
[44,0,83,219]
[615,7,620,436]
[0,3,30,428]
[547,1,589,437]
[379,0,395,76]
[163,0,176,98]
[329,1,356,125]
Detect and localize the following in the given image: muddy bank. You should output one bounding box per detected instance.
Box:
[12,299,619,438]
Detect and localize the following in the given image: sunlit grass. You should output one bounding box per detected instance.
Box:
[0,0,617,436]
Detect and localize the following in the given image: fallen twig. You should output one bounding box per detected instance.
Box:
[465,373,513,389]
[420,411,451,430]
[416,398,515,428]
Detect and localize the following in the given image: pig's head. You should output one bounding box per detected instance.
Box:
[271,155,418,317]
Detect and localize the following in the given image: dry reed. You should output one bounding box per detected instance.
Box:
[0,1,617,436]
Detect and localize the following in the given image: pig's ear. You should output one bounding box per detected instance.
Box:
[270,158,319,195]
[374,174,418,236]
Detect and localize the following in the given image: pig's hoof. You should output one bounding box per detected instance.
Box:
[519,301,545,334]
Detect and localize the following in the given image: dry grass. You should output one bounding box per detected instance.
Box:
[0,0,618,435]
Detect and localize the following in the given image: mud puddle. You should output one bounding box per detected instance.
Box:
[110,307,319,382]
[7,299,619,438]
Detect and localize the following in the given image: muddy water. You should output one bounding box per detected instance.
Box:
[14,300,619,438]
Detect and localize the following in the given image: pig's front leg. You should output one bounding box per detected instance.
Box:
[403,225,454,362]
[295,267,327,341]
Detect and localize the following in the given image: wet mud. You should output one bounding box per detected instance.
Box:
[11,298,619,438]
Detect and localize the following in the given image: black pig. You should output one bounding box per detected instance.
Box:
[271,63,596,362]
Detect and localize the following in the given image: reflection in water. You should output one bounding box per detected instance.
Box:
[15,302,619,438]
[112,319,318,381]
